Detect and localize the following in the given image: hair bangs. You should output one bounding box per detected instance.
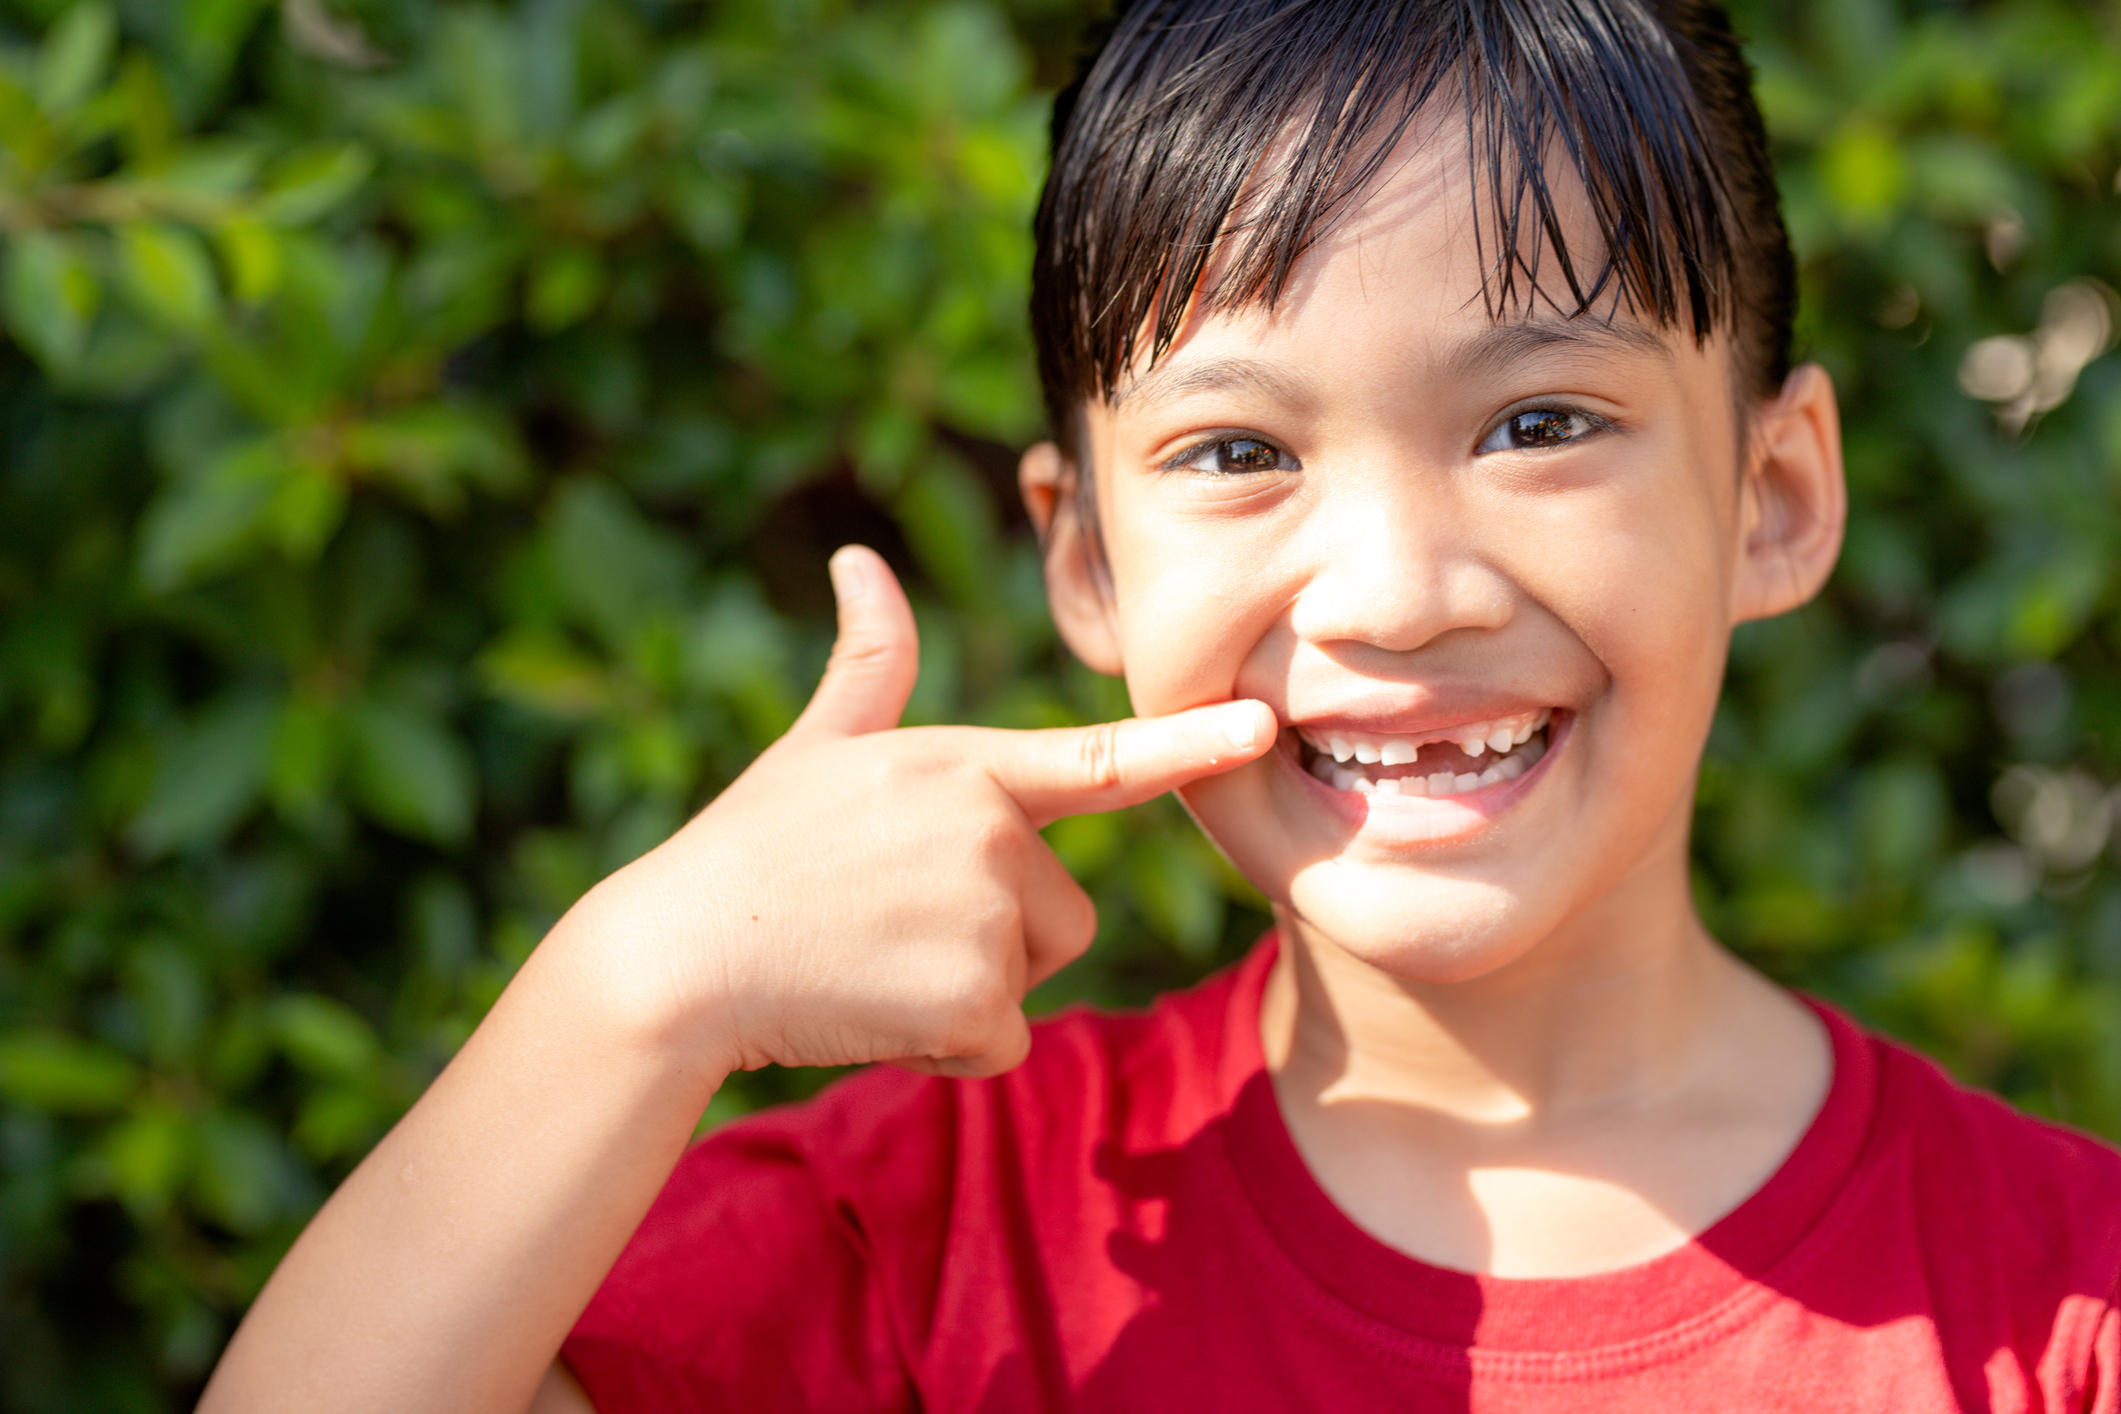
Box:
[1033,0,1793,447]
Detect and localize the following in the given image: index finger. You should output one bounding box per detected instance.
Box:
[978,700,1278,827]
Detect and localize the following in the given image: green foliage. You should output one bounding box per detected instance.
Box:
[0,0,2113,1404]
[1717,0,2121,1133]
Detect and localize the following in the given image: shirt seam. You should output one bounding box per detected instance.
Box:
[1206,1019,1892,1382]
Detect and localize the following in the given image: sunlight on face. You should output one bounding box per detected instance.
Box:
[1074,130,1750,985]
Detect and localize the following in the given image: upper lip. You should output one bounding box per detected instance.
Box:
[1278,697,1563,741]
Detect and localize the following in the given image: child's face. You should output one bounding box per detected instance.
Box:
[1029,132,1841,985]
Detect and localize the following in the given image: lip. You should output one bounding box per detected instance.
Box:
[1274,708,1573,846]
[1284,703,1547,732]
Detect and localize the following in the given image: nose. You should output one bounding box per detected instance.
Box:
[1284,473,1516,655]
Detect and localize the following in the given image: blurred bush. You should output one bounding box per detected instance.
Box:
[0,0,2113,1405]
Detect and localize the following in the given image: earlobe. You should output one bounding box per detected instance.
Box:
[1019,441,1126,676]
[1732,363,1848,625]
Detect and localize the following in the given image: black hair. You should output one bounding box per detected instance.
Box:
[1031,0,1795,453]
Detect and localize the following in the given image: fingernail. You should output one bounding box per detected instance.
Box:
[828,548,870,603]
[1223,702,1262,749]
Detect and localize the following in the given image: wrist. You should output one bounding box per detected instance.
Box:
[541,859,746,1094]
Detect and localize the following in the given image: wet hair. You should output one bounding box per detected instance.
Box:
[1030,0,1795,454]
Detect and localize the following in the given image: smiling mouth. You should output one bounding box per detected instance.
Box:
[1294,708,1555,799]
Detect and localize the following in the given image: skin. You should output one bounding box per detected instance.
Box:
[199,548,1275,1413]
[201,119,1847,1411]
[1022,131,1846,1276]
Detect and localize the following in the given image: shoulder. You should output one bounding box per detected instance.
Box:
[1854,1015,2121,1289]
[1865,1023,2121,1196]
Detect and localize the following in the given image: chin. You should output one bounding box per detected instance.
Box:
[1278,874,1556,987]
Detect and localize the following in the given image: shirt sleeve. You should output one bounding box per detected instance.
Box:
[561,1114,914,1414]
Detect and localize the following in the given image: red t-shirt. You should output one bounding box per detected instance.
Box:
[564,938,2121,1411]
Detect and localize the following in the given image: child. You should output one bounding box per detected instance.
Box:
[202,0,2121,1409]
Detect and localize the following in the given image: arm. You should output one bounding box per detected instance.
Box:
[530,1362,596,1413]
[197,547,1274,1413]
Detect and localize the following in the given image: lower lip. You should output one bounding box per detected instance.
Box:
[1276,714,1571,845]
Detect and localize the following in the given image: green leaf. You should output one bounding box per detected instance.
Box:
[136,436,346,590]
[129,690,277,854]
[341,402,527,514]
[1045,811,1121,877]
[550,480,688,652]
[526,246,604,332]
[152,137,266,195]
[268,692,339,817]
[101,1100,193,1219]
[118,221,219,331]
[1128,836,1224,961]
[34,1,115,117]
[0,1032,138,1113]
[215,212,282,303]
[268,994,381,1079]
[115,49,174,166]
[1857,759,1948,881]
[292,1086,382,1160]
[664,165,745,251]
[255,140,375,226]
[570,94,650,173]
[345,694,476,844]
[3,229,100,368]
[895,456,1001,610]
[1819,120,1906,224]
[479,630,612,718]
[191,1106,313,1235]
[137,438,280,589]
[125,939,210,1067]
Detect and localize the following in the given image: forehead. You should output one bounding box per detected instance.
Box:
[1109,127,1701,417]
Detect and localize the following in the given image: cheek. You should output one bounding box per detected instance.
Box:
[1119,588,1259,714]
[1107,531,1289,716]
[1497,468,1733,680]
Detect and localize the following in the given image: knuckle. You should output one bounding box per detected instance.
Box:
[939,943,1011,1015]
[947,1019,1025,1078]
[976,1020,1033,1076]
[971,977,1018,1023]
[828,625,906,671]
[1075,724,1127,793]
[1065,889,1099,948]
[965,814,1025,868]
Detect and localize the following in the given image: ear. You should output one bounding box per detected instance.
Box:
[1020,440,1125,675]
[1731,363,1847,625]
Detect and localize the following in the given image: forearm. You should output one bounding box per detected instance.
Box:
[195,546,1264,1410]
[198,899,728,1414]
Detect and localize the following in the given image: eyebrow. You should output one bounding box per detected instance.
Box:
[1446,318,1674,380]
[1109,317,1673,418]
[1111,356,1315,415]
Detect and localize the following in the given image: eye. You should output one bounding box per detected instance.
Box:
[1477,407,1609,454]
[1165,435,1299,476]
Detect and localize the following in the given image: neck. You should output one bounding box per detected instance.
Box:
[1262,836,1771,1129]
[1256,826,1832,1276]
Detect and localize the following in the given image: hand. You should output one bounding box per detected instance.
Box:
[576,545,1276,1080]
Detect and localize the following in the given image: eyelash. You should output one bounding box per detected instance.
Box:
[1160,434,1300,477]
[1476,404,1616,454]
[1159,404,1615,477]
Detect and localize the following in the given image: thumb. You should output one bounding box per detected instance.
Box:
[789,546,920,739]
[983,699,1278,828]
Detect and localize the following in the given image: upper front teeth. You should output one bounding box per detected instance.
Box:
[1306,734,1548,798]
[1301,708,1551,768]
